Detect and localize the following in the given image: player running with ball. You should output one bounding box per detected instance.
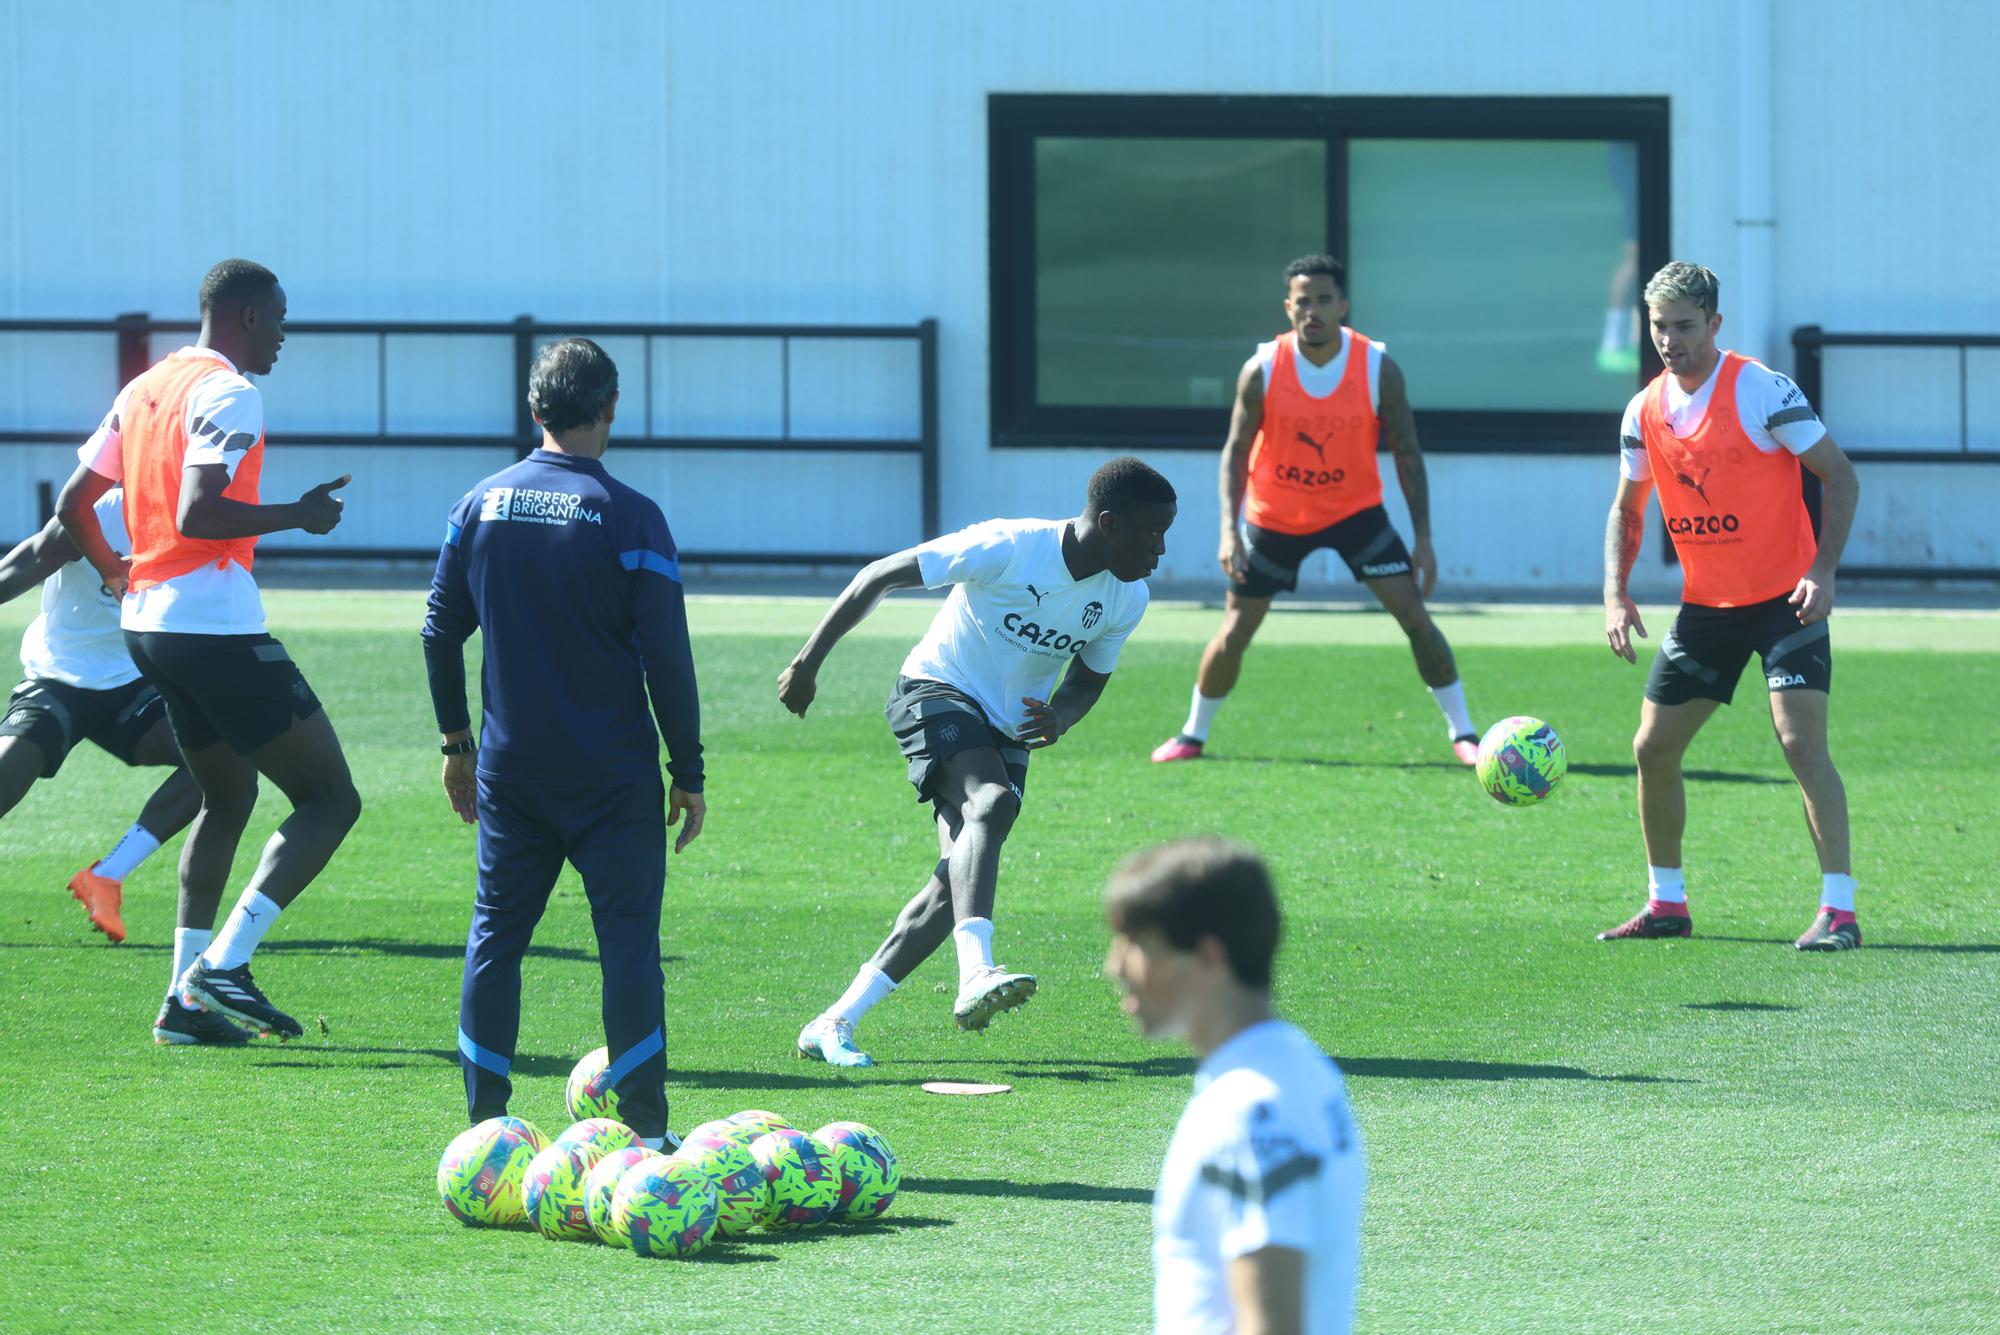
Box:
[781,458,1176,1067]
[1600,261,1863,950]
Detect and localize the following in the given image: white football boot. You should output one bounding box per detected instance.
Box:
[952,966,1038,1032]
[796,1015,875,1068]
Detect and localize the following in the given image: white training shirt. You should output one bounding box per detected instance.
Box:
[1619,352,1828,481]
[1154,1020,1365,1335]
[79,346,268,636]
[1256,328,1384,411]
[19,489,139,691]
[898,518,1150,734]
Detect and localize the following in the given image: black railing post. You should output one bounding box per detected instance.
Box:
[918,318,940,539]
[1792,325,1826,538]
[512,315,537,457]
[114,311,150,385]
[36,480,54,526]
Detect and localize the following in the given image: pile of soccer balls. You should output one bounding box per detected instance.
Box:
[435,1047,900,1259]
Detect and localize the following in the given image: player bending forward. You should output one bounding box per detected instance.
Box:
[1153,253,1479,767]
[1601,261,1863,950]
[781,457,1176,1067]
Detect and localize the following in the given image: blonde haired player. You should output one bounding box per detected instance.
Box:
[1601,261,1863,950]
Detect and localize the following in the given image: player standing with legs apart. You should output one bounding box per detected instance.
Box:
[422,338,704,1151]
[1104,838,1364,1335]
[783,458,1175,1068]
[56,259,361,1040]
[1151,253,1480,766]
[1600,261,1863,950]
[0,493,211,980]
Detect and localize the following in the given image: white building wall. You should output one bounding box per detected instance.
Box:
[1,0,1993,588]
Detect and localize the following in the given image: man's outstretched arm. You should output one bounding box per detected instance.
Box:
[0,517,80,605]
[776,551,925,717]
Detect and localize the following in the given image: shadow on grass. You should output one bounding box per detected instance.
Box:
[920,1055,1196,1080]
[907,1177,1151,1205]
[1205,755,1465,772]
[1335,1055,1688,1084]
[1702,936,2000,954]
[1684,1001,1799,1013]
[237,1048,866,1088]
[0,937,682,966]
[1566,762,1787,785]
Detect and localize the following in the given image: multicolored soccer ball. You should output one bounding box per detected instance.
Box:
[612,1158,720,1259]
[565,1047,619,1121]
[815,1121,900,1220]
[673,1133,772,1237]
[1476,716,1567,806]
[684,1117,758,1148]
[749,1128,842,1230]
[523,1139,606,1241]
[584,1147,665,1246]
[436,1116,548,1227]
[726,1109,792,1138]
[555,1117,636,1156]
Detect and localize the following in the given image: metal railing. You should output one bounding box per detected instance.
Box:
[1,313,939,565]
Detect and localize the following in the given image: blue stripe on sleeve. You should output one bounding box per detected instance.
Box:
[601,1028,665,1089]
[445,520,464,547]
[457,1027,511,1077]
[620,549,682,582]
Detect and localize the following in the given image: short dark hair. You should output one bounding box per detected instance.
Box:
[1104,837,1282,989]
[198,259,279,314]
[1283,253,1345,290]
[1086,456,1176,518]
[527,337,619,433]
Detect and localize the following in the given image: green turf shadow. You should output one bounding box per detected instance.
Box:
[905,1177,1152,1205]
[1335,1056,1689,1083]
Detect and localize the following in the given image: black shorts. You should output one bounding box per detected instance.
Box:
[0,675,167,777]
[124,630,323,756]
[884,676,1029,813]
[1645,596,1833,706]
[1232,505,1413,598]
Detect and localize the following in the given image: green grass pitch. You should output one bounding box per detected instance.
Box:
[0,591,1995,1333]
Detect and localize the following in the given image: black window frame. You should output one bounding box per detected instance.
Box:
[989,93,1671,454]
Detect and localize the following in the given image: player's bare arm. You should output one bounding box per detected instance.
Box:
[777,551,926,716]
[1602,473,1654,662]
[1018,661,1113,751]
[0,516,80,604]
[1224,1245,1308,1335]
[1378,355,1436,596]
[1216,355,1264,581]
[1791,434,1859,625]
[54,463,128,596]
[178,464,350,539]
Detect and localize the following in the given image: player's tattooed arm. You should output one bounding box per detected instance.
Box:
[1217,356,1263,581]
[1791,434,1859,624]
[0,515,80,605]
[1378,357,1438,596]
[778,551,926,716]
[1603,473,1654,662]
[1019,661,1112,750]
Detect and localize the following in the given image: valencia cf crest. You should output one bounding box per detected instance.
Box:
[1081,601,1103,629]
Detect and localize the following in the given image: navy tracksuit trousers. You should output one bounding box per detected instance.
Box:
[458,775,669,1138]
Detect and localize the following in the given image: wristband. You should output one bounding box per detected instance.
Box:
[441,737,476,756]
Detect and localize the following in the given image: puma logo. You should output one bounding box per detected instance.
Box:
[1026,584,1050,606]
[1295,430,1329,462]
[1674,465,1713,507]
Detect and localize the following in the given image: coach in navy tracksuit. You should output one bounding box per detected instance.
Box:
[421,337,704,1149]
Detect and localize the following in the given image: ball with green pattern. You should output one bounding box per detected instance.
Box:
[613,1157,720,1259]
[436,1116,548,1227]
[564,1047,619,1121]
[814,1121,901,1220]
[749,1128,841,1230]
[1475,715,1566,807]
[672,1132,771,1237]
[523,1138,608,1241]
[584,1146,664,1246]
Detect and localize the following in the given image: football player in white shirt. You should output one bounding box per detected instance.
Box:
[779,457,1177,1066]
[1105,838,1364,1335]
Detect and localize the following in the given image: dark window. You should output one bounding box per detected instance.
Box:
[990,95,1670,453]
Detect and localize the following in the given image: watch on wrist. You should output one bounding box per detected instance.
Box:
[441,737,476,756]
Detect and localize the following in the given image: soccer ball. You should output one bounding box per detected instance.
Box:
[565,1047,619,1121]
[684,1117,756,1148]
[673,1132,772,1237]
[815,1121,900,1220]
[436,1116,548,1227]
[726,1109,791,1138]
[1476,716,1567,807]
[749,1128,842,1231]
[555,1118,636,1156]
[584,1146,664,1246]
[523,1139,608,1241]
[612,1158,720,1259]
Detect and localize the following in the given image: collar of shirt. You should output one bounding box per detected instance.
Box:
[171,345,242,374]
[1193,1017,1289,1091]
[527,449,607,476]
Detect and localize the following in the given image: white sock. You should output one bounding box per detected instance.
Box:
[952,917,996,985]
[827,965,897,1025]
[639,1136,665,1152]
[1821,873,1857,913]
[1180,688,1226,743]
[1429,680,1475,740]
[96,824,163,882]
[202,890,283,970]
[169,928,211,1004]
[1648,866,1687,904]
